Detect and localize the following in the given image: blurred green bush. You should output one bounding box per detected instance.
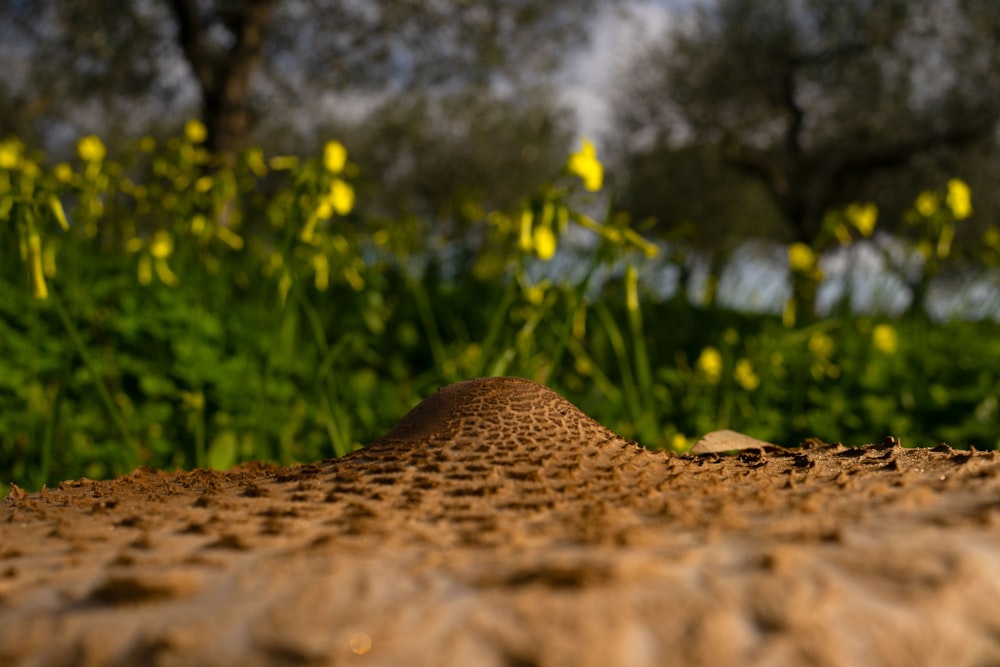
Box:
[1,127,998,494]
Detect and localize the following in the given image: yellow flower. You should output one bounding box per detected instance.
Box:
[733,358,760,391]
[833,223,852,245]
[329,178,354,215]
[808,331,835,360]
[872,324,897,355]
[323,141,347,173]
[567,138,604,191]
[244,147,267,177]
[788,243,816,272]
[524,282,547,305]
[269,155,298,170]
[915,191,939,217]
[946,178,972,220]
[533,224,557,261]
[984,226,1000,248]
[696,346,723,384]
[671,433,688,450]
[190,215,207,236]
[54,163,74,183]
[846,202,877,237]
[150,230,174,259]
[184,119,208,144]
[77,135,106,162]
[0,139,21,169]
[21,160,40,179]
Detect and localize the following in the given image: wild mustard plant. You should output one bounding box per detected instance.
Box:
[2,124,998,493]
[906,178,971,262]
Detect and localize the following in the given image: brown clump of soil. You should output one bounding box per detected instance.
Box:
[3,376,1000,666]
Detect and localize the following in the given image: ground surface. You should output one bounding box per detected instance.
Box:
[3,377,1000,667]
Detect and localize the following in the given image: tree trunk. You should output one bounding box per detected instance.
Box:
[168,0,279,159]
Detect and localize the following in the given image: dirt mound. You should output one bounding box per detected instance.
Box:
[3,377,1000,666]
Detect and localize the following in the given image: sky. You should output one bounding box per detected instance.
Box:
[562,1,675,141]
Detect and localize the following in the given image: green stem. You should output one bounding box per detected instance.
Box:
[627,299,653,398]
[478,275,521,376]
[39,378,60,488]
[408,276,448,375]
[193,399,206,468]
[595,302,641,424]
[296,287,354,457]
[51,287,139,459]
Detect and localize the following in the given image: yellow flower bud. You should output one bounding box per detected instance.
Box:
[533,225,557,261]
[77,135,106,162]
[946,178,972,220]
[872,324,897,355]
[733,358,760,391]
[808,332,835,360]
[567,138,604,191]
[846,202,877,237]
[323,141,348,173]
[0,139,20,169]
[184,119,208,144]
[696,347,723,384]
[150,230,174,259]
[329,178,354,215]
[915,191,939,217]
[788,243,816,272]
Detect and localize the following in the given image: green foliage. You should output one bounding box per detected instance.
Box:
[1,130,998,496]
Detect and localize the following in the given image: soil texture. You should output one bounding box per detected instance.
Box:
[3,377,1000,667]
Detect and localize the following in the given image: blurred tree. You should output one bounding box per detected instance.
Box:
[613,142,786,305]
[611,0,1000,314]
[339,86,573,225]
[0,0,609,234]
[0,0,604,156]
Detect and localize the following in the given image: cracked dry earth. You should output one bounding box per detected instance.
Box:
[4,377,1000,667]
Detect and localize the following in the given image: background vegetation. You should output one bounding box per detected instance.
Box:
[2,0,1000,494]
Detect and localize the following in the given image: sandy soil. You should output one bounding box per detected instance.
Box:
[3,377,1000,667]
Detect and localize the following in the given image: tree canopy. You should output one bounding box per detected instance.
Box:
[612,0,1000,248]
[1,0,607,218]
